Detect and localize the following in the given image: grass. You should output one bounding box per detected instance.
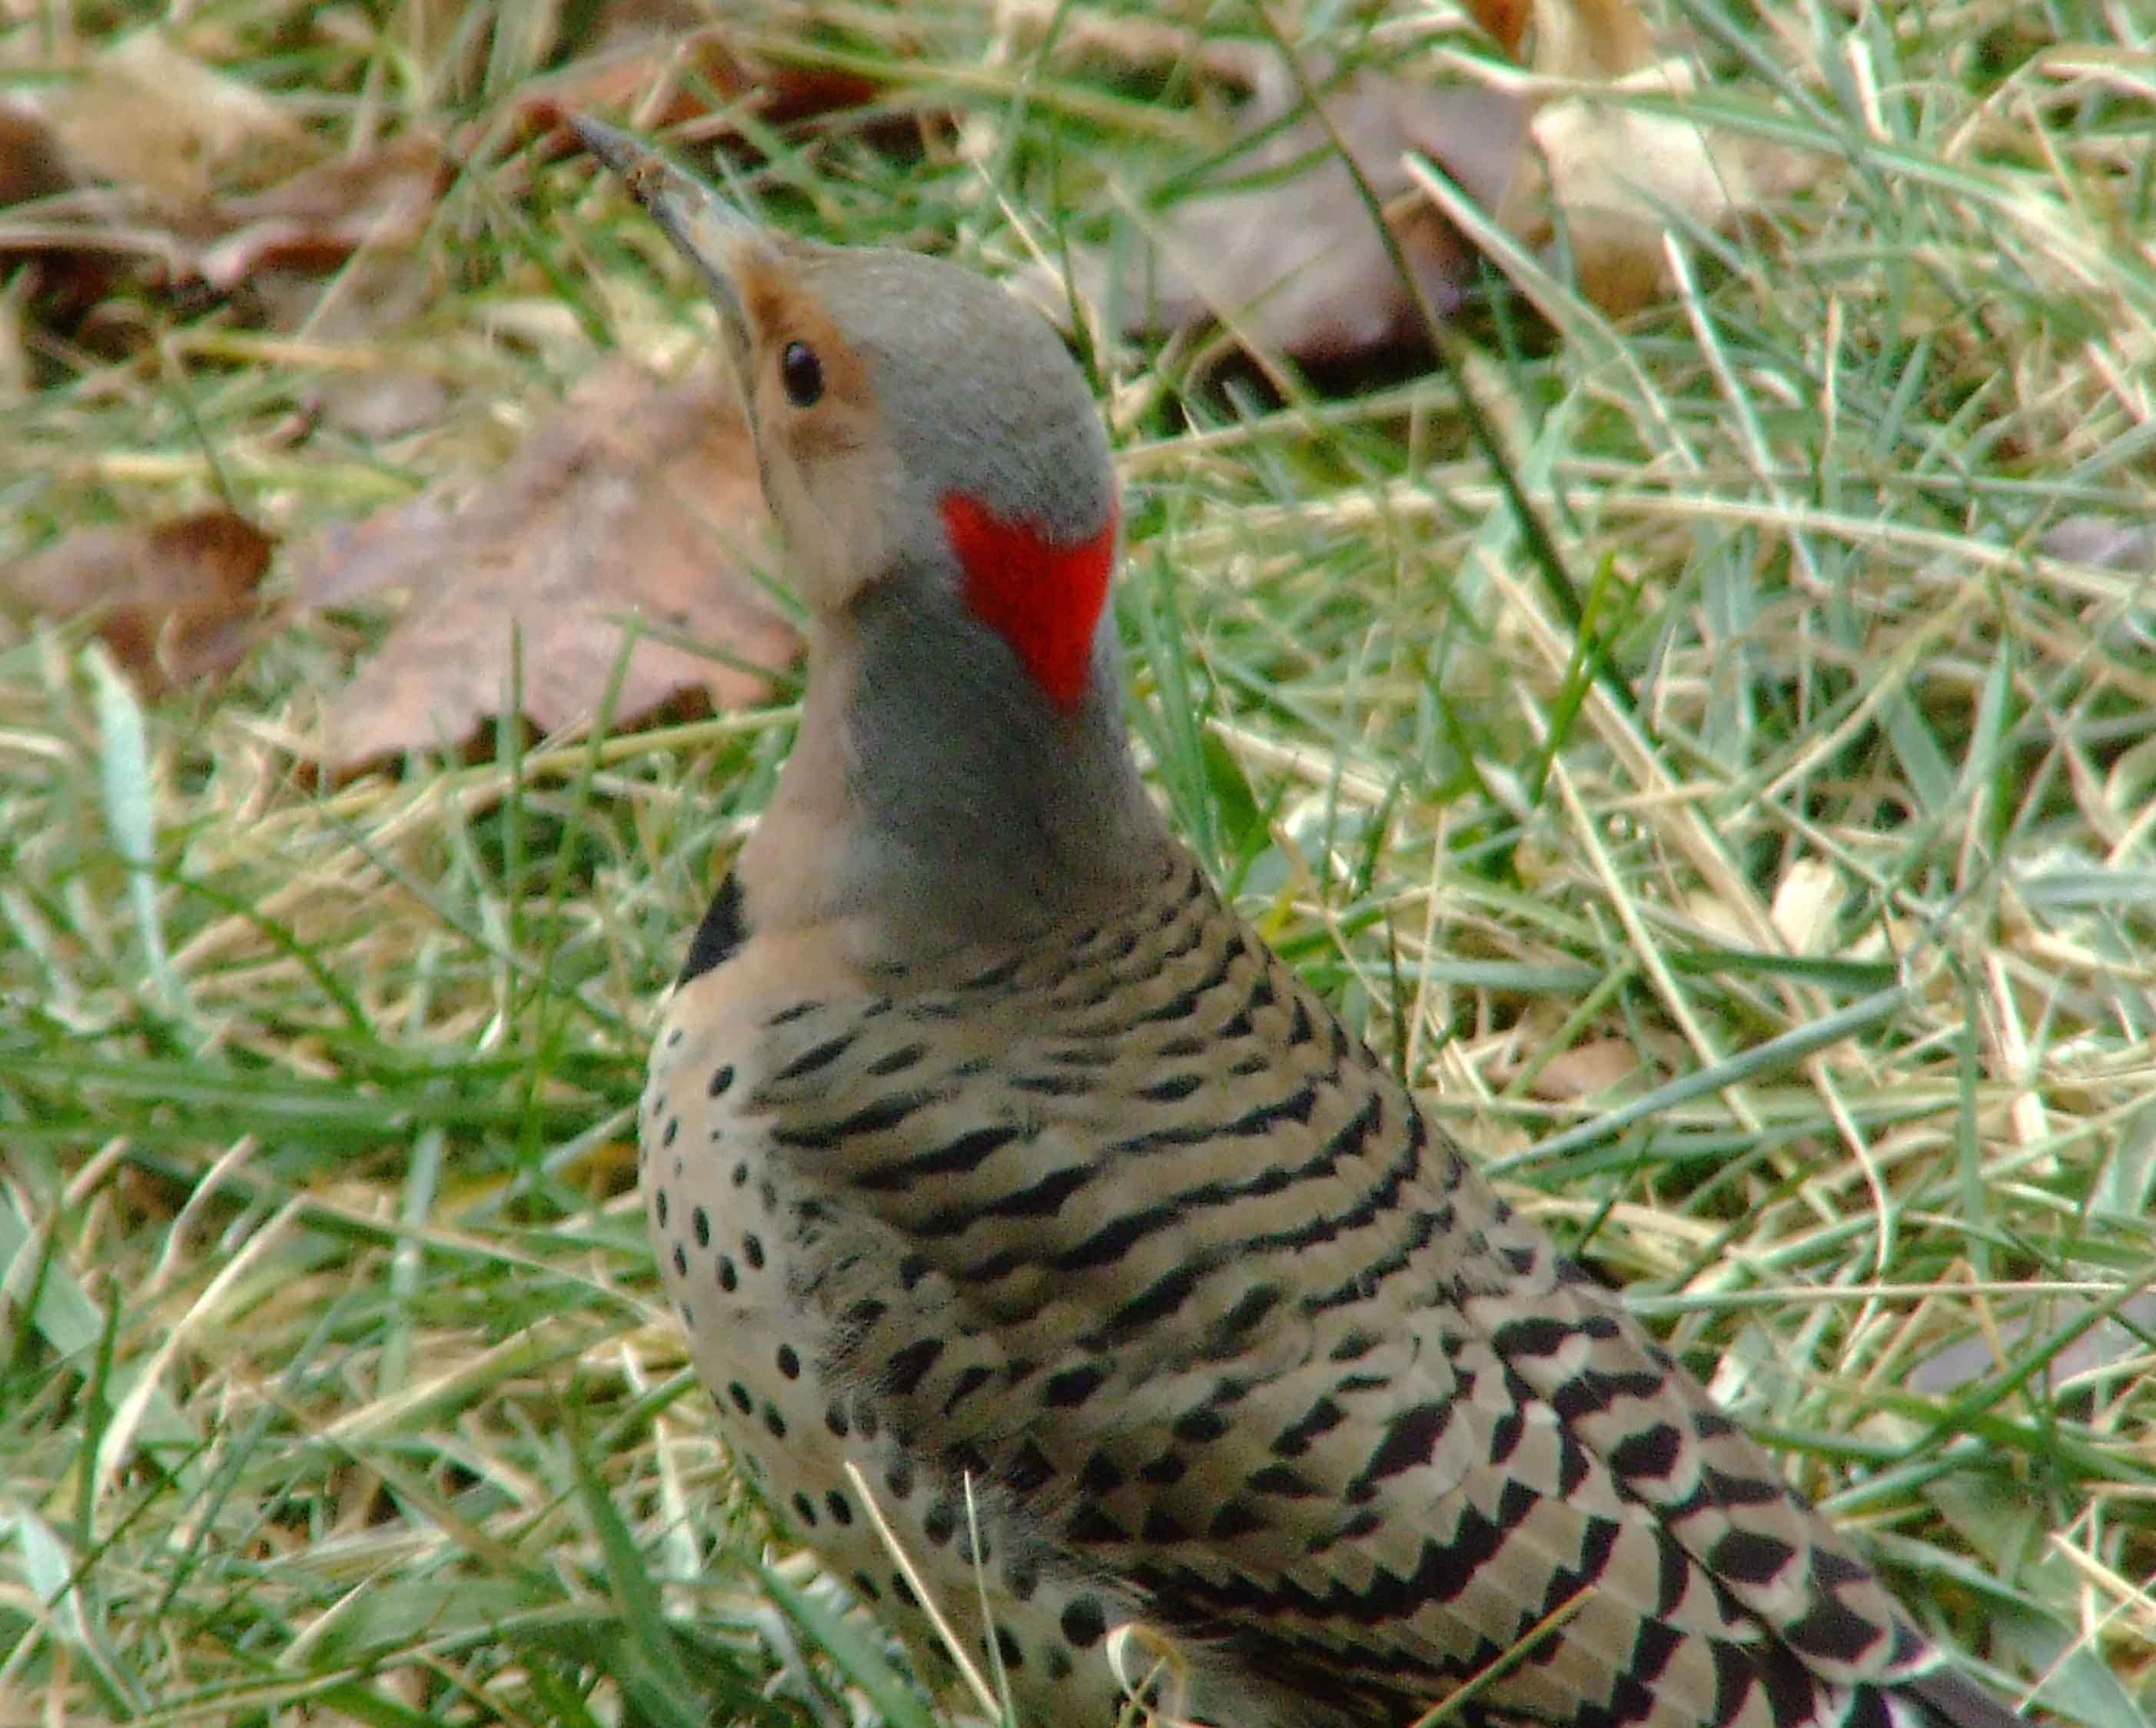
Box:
[2,0,2154,1723]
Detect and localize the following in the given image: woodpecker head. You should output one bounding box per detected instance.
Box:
[577,118,1163,944]
[575,118,1119,719]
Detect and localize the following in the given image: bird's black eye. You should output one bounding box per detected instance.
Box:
[779,341,824,408]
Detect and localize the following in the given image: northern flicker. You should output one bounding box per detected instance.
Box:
[577,118,2022,1728]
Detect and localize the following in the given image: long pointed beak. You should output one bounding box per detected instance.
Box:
[571,115,761,337]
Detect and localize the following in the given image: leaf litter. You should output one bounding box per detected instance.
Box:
[294,360,797,775]
[0,510,276,695]
[1027,0,1818,369]
[0,0,1825,786]
[2,15,868,762]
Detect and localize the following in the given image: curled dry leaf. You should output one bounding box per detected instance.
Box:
[1529,0,1655,79]
[12,17,882,314]
[1483,1005,1648,1102]
[0,104,70,388]
[296,359,799,774]
[1034,57,1526,369]
[0,101,128,332]
[0,510,275,694]
[1769,857,1844,955]
[0,104,71,211]
[42,31,312,214]
[1493,0,1817,315]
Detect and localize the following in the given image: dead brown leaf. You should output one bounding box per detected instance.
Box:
[500,22,881,160]
[10,15,883,317]
[198,138,457,440]
[497,28,762,152]
[1044,58,1526,367]
[1521,1036,1644,1102]
[248,256,452,441]
[1493,0,1816,315]
[1531,0,1656,79]
[1769,857,1845,955]
[297,360,798,773]
[1033,0,1815,360]
[197,135,450,292]
[1461,0,1536,59]
[9,35,450,314]
[2045,515,2156,574]
[1909,1291,2156,1398]
[0,104,71,211]
[0,510,275,694]
[0,100,131,335]
[43,32,314,216]
[995,2,1277,91]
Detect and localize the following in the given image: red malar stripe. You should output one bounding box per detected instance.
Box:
[941,492,1115,713]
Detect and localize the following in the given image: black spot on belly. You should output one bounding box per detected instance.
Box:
[1060,1598,1107,1648]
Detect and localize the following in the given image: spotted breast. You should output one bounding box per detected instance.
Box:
[639,852,2003,1728]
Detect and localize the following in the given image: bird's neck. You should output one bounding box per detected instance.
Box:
[737,559,1172,969]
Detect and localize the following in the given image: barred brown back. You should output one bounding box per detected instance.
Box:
[641,849,2020,1728]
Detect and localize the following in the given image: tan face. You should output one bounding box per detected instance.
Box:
[719,245,909,617]
[574,121,913,621]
